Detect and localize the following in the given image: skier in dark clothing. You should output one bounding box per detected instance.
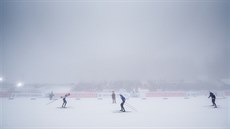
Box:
[61,93,70,108]
[120,94,126,112]
[208,92,217,108]
[49,91,54,100]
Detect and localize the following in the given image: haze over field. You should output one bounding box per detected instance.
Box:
[0,0,229,85]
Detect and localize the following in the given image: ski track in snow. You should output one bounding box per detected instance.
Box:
[0,96,229,129]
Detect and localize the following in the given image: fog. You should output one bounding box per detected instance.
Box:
[0,0,229,84]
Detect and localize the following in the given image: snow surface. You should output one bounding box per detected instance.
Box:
[0,96,230,129]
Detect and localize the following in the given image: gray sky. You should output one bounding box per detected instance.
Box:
[0,0,229,83]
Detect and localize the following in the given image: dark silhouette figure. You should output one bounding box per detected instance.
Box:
[61,93,70,108]
[112,91,116,104]
[120,94,126,112]
[208,92,217,108]
[49,91,54,100]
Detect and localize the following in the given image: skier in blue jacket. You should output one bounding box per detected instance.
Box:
[208,92,217,108]
[120,94,126,112]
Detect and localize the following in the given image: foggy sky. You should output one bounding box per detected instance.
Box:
[0,0,229,83]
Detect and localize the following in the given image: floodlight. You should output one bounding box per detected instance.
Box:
[16,82,24,87]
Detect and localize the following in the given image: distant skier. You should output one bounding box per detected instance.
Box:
[208,92,217,108]
[119,94,126,112]
[49,91,54,100]
[112,91,116,104]
[61,93,70,108]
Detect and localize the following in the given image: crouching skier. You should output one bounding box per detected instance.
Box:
[119,94,126,112]
[61,93,70,108]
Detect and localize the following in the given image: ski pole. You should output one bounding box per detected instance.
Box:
[46,93,70,105]
[125,102,138,112]
[46,98,59,105]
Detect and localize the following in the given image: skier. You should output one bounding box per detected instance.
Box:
[112,91,116,104]
[208,92,217,108]
[61,93,70,108]
[49,91,54,100]
[119,94,126,112]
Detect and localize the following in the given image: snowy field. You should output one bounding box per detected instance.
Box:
[0,96,230,129]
